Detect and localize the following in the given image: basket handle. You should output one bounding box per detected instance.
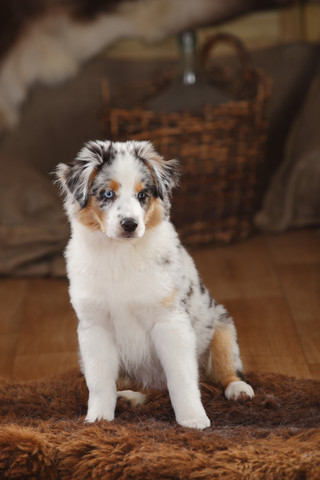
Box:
[200,32,252,77]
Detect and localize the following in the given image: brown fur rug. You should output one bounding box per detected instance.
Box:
[0,370,319,479]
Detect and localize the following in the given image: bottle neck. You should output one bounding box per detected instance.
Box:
[178,31,199,86]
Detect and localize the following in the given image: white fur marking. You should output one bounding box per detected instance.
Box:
[117,390,146,407]
[225,381,255,401]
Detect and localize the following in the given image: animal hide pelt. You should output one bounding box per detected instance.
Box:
[0,369,319,479]
[0,0,292,132]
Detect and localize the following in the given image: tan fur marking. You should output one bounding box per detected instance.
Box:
[145,198,163,230]
[161,289,177,309]
[109,180,120,192]
[207,327,241,389]
[78,197,106,232]
[135,182,144,193]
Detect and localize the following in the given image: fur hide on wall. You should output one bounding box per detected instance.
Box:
[0,0,292,132]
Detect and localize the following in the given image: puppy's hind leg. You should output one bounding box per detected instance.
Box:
[206,323,254,401]
[116,377,147,408]
[117,390,147,408]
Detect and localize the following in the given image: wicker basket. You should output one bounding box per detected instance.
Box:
[102,33,271,246]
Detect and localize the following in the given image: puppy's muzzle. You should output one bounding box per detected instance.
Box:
[121,218,138,233]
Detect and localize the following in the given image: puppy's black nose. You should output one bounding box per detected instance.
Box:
[121,218,138,233]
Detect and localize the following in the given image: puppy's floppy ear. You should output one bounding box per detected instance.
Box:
[55,140,113,208]
[152,157,180,201]
[136,141,180,200]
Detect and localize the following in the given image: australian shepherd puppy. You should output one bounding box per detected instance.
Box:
[55,140,254,429]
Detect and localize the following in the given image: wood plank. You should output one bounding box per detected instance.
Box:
[265,230,320,265]
[280,4,303,42]
[0,279,28,378]
[223,296,312,379]
[193,236,280,301]
[13,352,79,381]
[302,3,320,43]
[309,364,320,381]
[275,263,320,365]
[0,335,18,378]
[0,278,28,335]
[15,279,77,356]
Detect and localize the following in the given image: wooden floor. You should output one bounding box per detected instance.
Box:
[0,229,319,382]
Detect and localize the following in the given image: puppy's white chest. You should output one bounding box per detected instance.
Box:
[91,244,170,309]
[112,308,165,388]
[113,310,149,357]
[76,256,167,386]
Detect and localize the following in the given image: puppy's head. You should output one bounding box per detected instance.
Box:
[55,140,179,240]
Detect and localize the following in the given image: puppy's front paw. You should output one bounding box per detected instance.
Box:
[225,381,254,401]
[85,409,115,423]
[85,394,115,423]
[177,412,211,430]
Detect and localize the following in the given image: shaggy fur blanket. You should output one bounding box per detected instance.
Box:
[0,370,319,479]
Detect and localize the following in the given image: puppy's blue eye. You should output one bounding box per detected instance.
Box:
[104,190,115,199]
[138,191,147,201]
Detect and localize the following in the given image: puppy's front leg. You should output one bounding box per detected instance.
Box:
[151,317,210,429]
[78,323,119,423]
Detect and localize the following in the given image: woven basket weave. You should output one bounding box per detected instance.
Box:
[102,33,271,246]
